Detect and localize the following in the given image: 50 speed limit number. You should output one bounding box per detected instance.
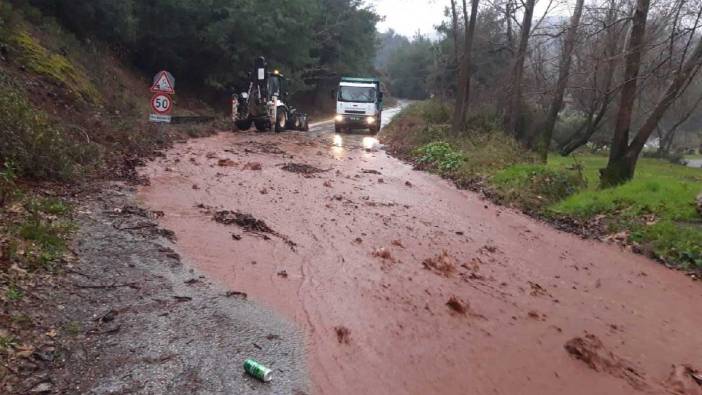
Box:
[151,93,173,114]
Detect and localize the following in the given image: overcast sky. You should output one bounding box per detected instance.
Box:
[369,0,569,38]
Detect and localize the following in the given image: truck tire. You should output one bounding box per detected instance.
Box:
[234,119,252,131]
[254,119,269,132]
[302,118,309,131]
[275,109,287,133]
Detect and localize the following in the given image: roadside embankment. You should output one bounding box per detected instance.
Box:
[380,100,702,272]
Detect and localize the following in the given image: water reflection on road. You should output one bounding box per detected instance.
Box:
[306,102,407,153]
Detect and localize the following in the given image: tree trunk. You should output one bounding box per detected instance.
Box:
[503,0,536,138]
[451,0,480,134]
[538,0,585,162]
[450,0,460,68]
[505,0,514,50]
[600,0,651,187]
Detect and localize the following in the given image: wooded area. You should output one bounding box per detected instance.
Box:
[23,0,380,109]
[377,0,702,186]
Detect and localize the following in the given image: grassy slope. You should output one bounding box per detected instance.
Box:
[381,101,702,269]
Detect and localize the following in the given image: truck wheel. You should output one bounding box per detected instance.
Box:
[293,117,302,130]
[302,119,309,132]
[234,119,252,131]
[254,119,269,132]
[275,109,287,133]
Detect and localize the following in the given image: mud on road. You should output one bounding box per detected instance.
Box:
[137,114,702,394]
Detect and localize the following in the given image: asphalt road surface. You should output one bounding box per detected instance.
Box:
[137,107,702,394]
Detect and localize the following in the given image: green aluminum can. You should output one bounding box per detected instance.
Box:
[244,359,273,382]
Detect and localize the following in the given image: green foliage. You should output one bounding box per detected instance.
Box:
[62,320,82,336]
[385,34,434,99]
[415,142,465,173]
[11,30,99,102]
[27,0,380,95]
[492,164,587,207]
[0,161,18,206]
[5,286,23,301]
[0,74,100,180]
[383,101,531,178]
[549,154,702,268]
[0,335,18,351]
[13,197,74,271]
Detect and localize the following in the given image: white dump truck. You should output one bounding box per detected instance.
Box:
[333,77,383,134]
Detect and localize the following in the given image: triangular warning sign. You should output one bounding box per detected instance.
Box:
[150,71,175,94]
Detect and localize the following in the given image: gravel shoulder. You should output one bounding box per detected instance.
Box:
[31,183,308,394]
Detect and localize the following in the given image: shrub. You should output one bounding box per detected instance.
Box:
[0,161,18,206]
[415,141,465,173]
[492,164,587,207]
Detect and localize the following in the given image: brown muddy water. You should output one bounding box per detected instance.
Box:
[138,111,702,394]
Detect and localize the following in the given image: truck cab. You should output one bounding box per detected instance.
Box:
[334,77,383,134]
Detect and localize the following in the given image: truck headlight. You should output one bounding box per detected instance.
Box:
[366,116,376,124]
[335,114,344,122]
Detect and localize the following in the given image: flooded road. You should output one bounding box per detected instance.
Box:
[138,107,702,394]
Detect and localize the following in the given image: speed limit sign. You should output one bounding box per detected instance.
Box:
[151,93,173,114]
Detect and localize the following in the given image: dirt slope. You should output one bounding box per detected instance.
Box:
[137,125,702,394]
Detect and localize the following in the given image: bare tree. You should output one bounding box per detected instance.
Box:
[538,0,585,161]
[452,0,481,134]
[600,0,651,186]
[559,0,624,155]
[503,0,536,138]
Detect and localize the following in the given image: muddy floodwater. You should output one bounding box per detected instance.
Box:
[138,109,702,394]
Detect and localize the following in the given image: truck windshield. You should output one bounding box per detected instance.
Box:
[338,86,376,103]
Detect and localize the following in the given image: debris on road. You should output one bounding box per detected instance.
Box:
[243,162,263,170]
[528,281,550,297]
[664,364,702,395]
[361,169,382,175]
[214,211,274,233]
[405,181,413,187]
[391,239,404,248]
[282,163,327,174]
[564,334,647,390]
[422,251,457,276]
[277,270,288,278]
[172,295,193,302]
[372,247,394,261]
[232,233,242,240]
[218,158,237,167]
[446,296,468,315]
[224,290,247,299]
[334,326,351,344]
[244,359,273,382]
[245,141,286,155]
[213,210,297,250]
[323,180,333,188]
